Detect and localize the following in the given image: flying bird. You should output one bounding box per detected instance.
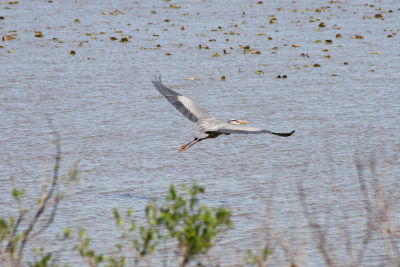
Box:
[152,76,294,152]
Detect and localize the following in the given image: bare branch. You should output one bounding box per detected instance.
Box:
[15,119,61,267]
[33,193,61,237]
[297,181,336,267]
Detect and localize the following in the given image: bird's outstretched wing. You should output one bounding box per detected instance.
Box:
[152,76,213,123]
[218,124,295,137]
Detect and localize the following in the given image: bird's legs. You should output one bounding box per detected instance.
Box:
[179,138,202,152]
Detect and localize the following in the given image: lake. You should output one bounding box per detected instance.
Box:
[1,0,399,266]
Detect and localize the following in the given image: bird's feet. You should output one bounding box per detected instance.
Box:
[179,144,189,152]
[179,138,201,152]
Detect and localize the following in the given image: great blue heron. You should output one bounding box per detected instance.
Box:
[152,76,295,152]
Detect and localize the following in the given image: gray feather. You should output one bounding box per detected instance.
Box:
[217,124,267,134]
[152,76,213,123]
[218,124,295,137]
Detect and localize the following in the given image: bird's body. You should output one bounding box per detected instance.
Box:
[152,76,294,152]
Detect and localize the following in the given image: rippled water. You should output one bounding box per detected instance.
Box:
[1,0,400,266]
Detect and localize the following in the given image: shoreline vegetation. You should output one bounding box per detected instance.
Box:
[1,131,399,267]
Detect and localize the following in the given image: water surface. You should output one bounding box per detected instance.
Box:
[1,0,399,265]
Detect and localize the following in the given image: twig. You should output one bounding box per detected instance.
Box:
[15,119,61,267]
[297,181,336,267]
[354,160,374,265]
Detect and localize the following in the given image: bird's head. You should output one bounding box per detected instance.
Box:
[228,119,249,125]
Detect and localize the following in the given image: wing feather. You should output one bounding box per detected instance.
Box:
[217,124,267,134]
[218,124,295,137]
[152,76,213,123]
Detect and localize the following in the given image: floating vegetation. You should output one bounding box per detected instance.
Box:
[198,44,209,49]
[69,50,76,55]
[255,70,264,74]
[120,37,129,42]
[165,52,171,56]
[277,75,287,79]
[318,22,326,28]
[241,45,261,54]
[212,53,220,57]
[335,33,342,38]
[313,63,321,67]
[220,76,226,81]
[269,17,277,24]
[74,19,80,23]
[211,26,223,32]
[325,40,332,44]
[34,31,44,38]
[102,9,124,16]
[110,37,118,41]
[2,33,17,41]
[224,31,239,36]
[169,4,181,9]
[51,37,62,42]
[292,44,300,47]
[354,35,364,39]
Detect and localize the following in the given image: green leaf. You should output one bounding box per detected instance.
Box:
[12,188,25,200]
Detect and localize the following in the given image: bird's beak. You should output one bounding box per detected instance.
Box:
[239,120,249,124]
